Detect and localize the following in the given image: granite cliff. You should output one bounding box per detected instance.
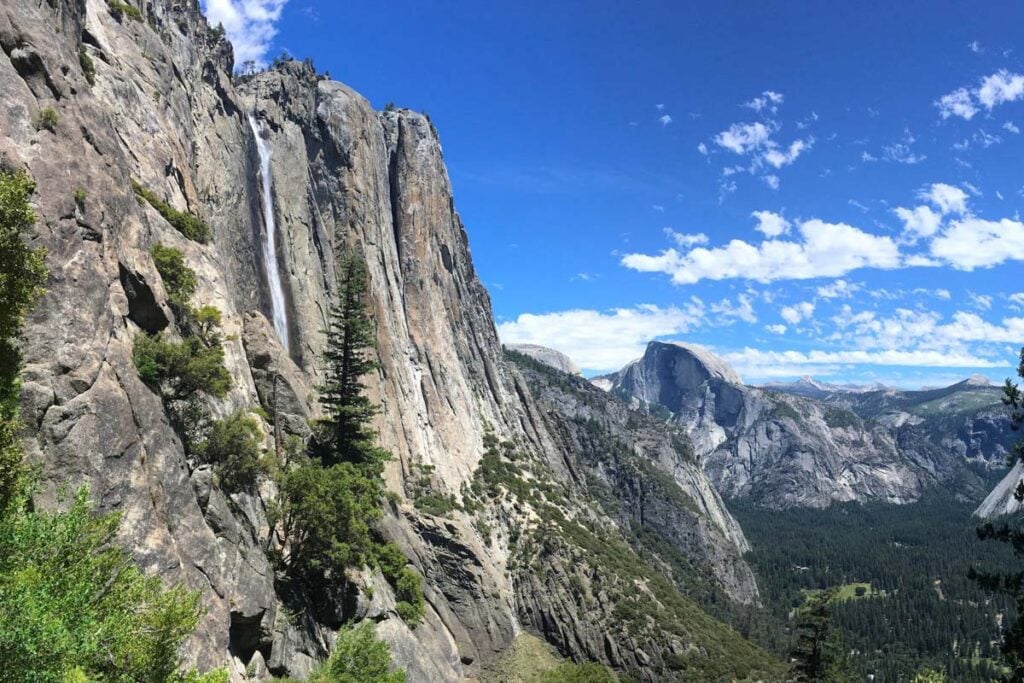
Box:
[0,1,779,680]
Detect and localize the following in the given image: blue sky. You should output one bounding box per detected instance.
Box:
[203,1,1024,387]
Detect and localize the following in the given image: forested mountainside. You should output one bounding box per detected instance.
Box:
[0,1,785,680]
[596,341,1005,508]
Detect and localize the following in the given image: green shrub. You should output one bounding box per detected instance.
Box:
[0,487,222,682]
[0,170,47,513]
[393,568,425,626]
[150,244,197,312]
[35,107,59,132]
[538,662,617,683]
[79,48,96,86]
[106,0,142,21]
[277,461,386,581]
[195,411,264,493]
[309,622,405,683]
[73,188,86,207]
[132,180,211,243]
[133,333,231,401]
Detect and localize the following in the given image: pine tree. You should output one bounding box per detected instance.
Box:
[789,589,855,682]
[318,250,380,465]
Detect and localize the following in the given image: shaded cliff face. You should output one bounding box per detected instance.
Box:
[599,342,984,509]
[1,1,780,681]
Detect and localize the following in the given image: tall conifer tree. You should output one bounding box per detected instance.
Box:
[318,250,379,465]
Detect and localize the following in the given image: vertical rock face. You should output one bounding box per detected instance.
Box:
[0,1,777,680]
[600,342,983,509]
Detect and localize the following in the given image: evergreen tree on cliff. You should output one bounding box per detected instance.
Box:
[318,250,380,465]
[971,348,1024,682]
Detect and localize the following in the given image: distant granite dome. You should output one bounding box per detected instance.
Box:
[506,344,582,376]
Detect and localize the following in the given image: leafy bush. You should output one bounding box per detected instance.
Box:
[195,412,264,493]
[133,333,231,401]
[79,49,96,86]
[393,568,424,626]
[0,170,47,512]
[132,180,211,243]
[106,0,142,21]
[309,622,405,683]
[277,461,385,581]
[35,107,58,132]
[537,662,617,683]
[0,487,223,682]
[150,244,198,312]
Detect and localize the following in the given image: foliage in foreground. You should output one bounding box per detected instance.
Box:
[0,488,222,683]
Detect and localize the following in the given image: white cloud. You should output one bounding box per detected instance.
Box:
[697,142,709,155]
[659,114,673,126]
[937,88,978,120]
[765,324,787,335]
[883,137,926,164]
[715,122,773,154]
[935,289,952,300]
[978,70,1024,108]
[937,70,1024,120]
[930,217,1024,269]
[723,347,1002,370]
[496,304,705,372]
[922,183,969,214]
[751,210,790,237]
[1005,121,1021,134]
[969,292,993,310]
[763,138,811,168]
[621,219,901,285]
[969,40,982,53]
[780,301,815,325]
[762,174,780,190]
[711,293,757,324]
[816,279,860,299]
[894,183,969,240]
[894,205,943,238]
[201,0,288,67]
[663,228,709,247]
[656,103,665,110]
[744,90,784,113]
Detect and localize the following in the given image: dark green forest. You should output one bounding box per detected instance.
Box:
[732,487,1022,682]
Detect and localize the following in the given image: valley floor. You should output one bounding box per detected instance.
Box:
[732,489,1020,682]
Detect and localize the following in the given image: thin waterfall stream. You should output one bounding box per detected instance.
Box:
[248,114,290,352]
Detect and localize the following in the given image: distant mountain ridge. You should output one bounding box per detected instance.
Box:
[594,341,1009,508]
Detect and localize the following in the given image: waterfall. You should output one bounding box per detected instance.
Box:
[248,114,290,353]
